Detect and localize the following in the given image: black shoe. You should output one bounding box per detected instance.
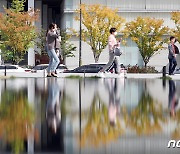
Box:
[51,73,58,77]
[47,75,52,77]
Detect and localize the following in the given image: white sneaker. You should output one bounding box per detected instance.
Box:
[104,71,111,74]
[98,72,105,78]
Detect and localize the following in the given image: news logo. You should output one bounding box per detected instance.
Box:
[167,140,180,148]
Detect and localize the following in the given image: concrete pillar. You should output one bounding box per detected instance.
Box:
[48,8,53,25]
[35,0,42,54]
[0,0,7,13]
[42,4,48,30]
[35,1,42,30]
[28,0,35,66]
[0,49,1,65]
[27,77,35,153]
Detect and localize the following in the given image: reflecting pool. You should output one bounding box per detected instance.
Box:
[0,78,180,154]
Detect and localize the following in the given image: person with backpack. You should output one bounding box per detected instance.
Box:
[168,36,179,75]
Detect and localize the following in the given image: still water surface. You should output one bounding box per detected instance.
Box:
[0,78,179,154]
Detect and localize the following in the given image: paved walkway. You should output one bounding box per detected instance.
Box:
[0,72,180,79]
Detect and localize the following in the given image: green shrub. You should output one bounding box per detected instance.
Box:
[127,65,158,73]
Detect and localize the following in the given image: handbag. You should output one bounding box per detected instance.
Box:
[174,45,179,54]
[114,47,122,56]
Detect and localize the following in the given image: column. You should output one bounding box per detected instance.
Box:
[0,0,7,13]
[27,78,35,154]
[35,0,42,54]
[28,0,35,66]
[48,8,53,25]
[0,49,1,65]
[42,4,48,30]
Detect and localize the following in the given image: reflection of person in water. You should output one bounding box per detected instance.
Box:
[46,78,61,134]
[105,79,120,126]
[169,80,178,117]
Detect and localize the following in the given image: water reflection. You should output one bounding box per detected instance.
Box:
[0,78,180,153]
[46,78,61,134]
[0,90,36,154]
[168,80,179,117]
[126,90,166,135]
[105,79,120,126]
[80,79,123,147]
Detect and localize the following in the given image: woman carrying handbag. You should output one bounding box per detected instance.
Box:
[100,28,122,74]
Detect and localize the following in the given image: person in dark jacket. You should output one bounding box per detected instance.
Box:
[53,23,61,74]
[168,36,178,75]
[46,23,60,77]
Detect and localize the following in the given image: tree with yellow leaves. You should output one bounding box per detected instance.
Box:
[0,0,38,64]
[75,4,125,62]
[171,12,180,42]
[0,90,38,154]
[124,17,169,67]
[127,91,166,135]
[79,94,124,147]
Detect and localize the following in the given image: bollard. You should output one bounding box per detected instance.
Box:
[4,65,6,76]
[162,66,166,77]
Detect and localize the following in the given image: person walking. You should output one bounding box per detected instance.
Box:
[53,23,61,58]
[53,23,61,74]
[168,36,177,75]
[46,23,60,77]
[100,28,121,74]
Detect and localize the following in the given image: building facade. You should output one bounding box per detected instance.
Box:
[63,0,180,70]
[0,0,180,70]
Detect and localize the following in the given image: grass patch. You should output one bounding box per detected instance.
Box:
[66,75,101,79]
[0,76,16,79]
[159,76,172,80]
[66,75,83,79]
[88,76,101,79]
[10,76,16,79]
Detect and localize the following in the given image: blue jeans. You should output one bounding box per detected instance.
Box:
[169,57,177,75]
[46,79,60,111]
[47,48,60,73]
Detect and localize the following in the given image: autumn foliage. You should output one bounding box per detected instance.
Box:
[75,4,125,62]
[0,91,37,154]
[171,12,180,43]
[80,95,123,147]
[0,0,39,64]
[124,17,169,67]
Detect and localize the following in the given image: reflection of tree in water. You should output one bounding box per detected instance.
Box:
[0,91,38,154]
[80,94,124,147]
[126,91,166,135]
[171,110,180,139]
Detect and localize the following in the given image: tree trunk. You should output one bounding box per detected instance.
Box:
[145,62,147,68]
[94,53,100,63]
[62,56,66,65]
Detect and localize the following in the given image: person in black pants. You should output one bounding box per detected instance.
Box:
[168,80,178,117]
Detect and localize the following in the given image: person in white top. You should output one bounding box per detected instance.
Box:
[100,28,121,74]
